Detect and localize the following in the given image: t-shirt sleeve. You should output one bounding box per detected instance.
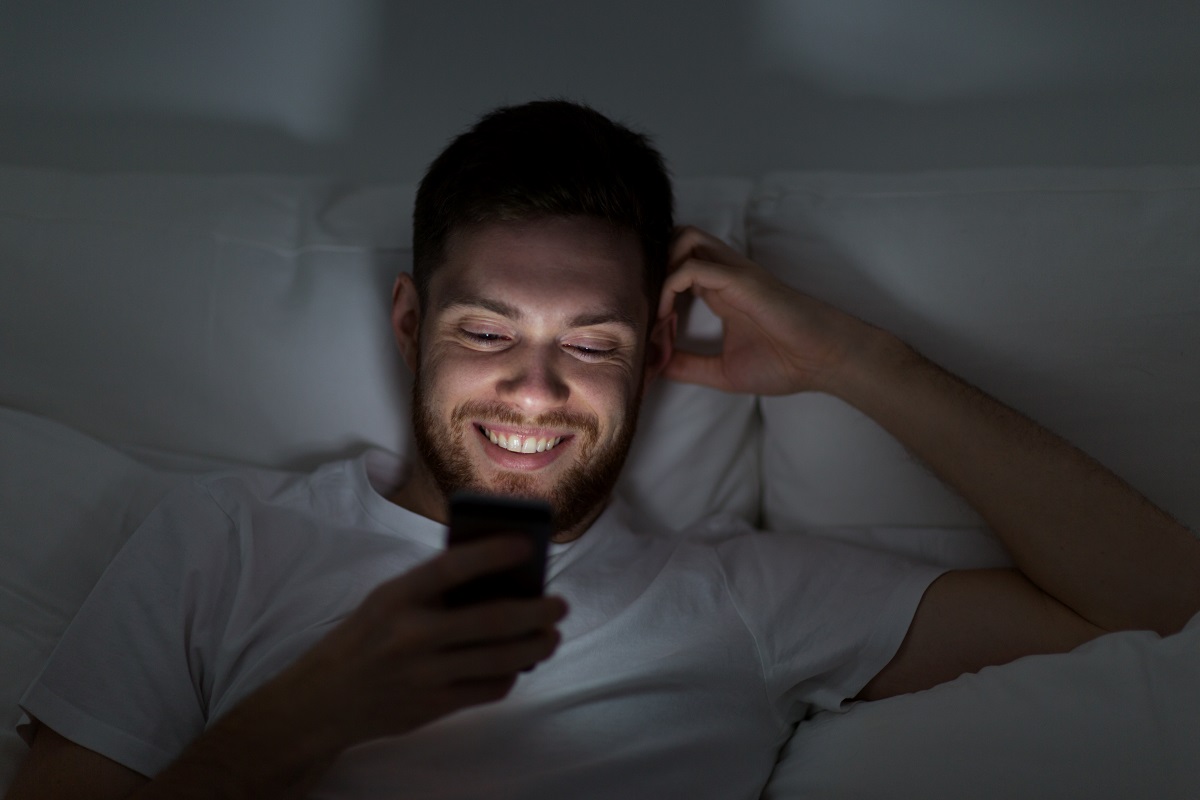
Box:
[17,480,241,777]
[716,530,946,718]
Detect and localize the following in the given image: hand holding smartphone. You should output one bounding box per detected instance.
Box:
[443,492,553,608]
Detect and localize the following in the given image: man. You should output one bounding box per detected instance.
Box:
[9,101,1200,799]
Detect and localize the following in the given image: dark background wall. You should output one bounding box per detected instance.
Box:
[3,0,1199,180]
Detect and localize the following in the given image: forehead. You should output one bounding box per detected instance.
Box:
[431,217,647,320]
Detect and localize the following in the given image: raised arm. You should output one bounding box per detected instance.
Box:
[661,226,1200,695]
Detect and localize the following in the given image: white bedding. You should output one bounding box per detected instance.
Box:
[2,165,1198,796]
[5,407,1197,798]
[767,613,1200,799]
[0,409,189,779]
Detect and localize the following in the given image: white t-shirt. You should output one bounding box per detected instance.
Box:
[19,450,944,799]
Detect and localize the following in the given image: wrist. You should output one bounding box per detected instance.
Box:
[816,321,917,403]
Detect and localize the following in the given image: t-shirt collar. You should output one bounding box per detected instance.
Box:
[351,447,630,574]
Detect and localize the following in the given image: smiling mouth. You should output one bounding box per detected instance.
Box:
[477,424,566,454]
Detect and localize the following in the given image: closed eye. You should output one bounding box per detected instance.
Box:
[461,330,509,346]
[564,343,616,362]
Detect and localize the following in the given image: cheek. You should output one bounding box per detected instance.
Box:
[420,346,490,398]
[571,366,639,423]
[423,343,639,424]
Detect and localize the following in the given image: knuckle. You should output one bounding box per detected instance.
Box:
[405,658,445,688]
[489,604,535,639]
[507,600,553,632]
[379,610,441,659]
[474,603,509,631]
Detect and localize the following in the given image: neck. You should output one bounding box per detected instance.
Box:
[388,459,449,525]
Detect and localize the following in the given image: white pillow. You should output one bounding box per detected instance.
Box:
[0,408,186,788]
[764,612,1200,800]
[0,168,758,530]
[0,170,414,471]
[622,178,760,527]
[750,168,1200,556]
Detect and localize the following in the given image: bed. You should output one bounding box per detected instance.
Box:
[2,164,1198,797]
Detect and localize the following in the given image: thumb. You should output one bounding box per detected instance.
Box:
[663,349,733,392]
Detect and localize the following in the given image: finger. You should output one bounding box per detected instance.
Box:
[663,349,733,391]
[657,257,736,320]
[431,676,519,715]
[668,225,704,266]
[430,628,563,682]
[669,227,719,274]
[375,536,534,605]
[670,226,741,272]
[430,595,569,649]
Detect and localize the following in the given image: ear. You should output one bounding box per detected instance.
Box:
[391,273,422,374]
[642,311,676,386]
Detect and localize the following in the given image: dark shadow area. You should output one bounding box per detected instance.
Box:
[1,0,1199,178]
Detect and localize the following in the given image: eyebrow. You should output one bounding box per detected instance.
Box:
[443,295,641,335]
[443,296,522,320]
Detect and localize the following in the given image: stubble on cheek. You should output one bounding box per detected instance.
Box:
[409,370,638,535]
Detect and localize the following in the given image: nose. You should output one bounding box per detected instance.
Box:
[496,343,570,411]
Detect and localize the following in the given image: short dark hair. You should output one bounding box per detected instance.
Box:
[412,100,674,316]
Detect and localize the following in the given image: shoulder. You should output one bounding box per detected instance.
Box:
[679,512,759,542]
[707,524,948,621]
[168,457,373,534]
[192,459,343,510]
[124,460,352,564]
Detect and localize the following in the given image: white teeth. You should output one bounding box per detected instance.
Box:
[482,426,563,454]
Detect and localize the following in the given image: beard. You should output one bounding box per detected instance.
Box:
[410,366,642,537]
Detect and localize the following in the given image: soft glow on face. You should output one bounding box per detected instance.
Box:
[411,379,641,537]
[405,217,654,540]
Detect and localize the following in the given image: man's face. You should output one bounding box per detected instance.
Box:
[393,216,670,540]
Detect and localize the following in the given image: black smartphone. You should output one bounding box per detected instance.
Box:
[443,492,553,608]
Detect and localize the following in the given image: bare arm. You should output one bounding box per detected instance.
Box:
[827,335,1200,637]
[7,678,345,800]
[661,226,1200,696]
[4,727,147,800]
[6,537,566,799]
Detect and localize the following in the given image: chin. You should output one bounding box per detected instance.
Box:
[473,469,555,500]
[472,466,607,537]
[410,381,638,537]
